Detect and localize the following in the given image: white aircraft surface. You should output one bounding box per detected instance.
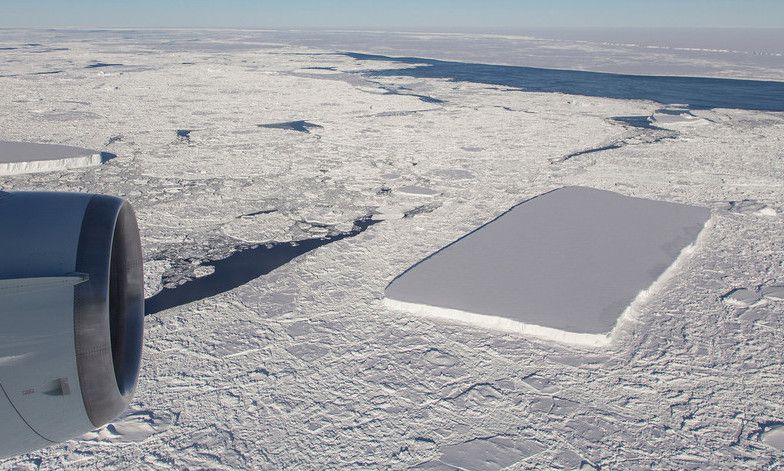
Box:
[0,192,143,459]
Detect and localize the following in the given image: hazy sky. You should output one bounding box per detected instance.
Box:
[2,0,783,30]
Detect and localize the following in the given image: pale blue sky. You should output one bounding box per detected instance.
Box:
[2,0,783,30]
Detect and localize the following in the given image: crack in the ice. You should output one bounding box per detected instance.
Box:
[552,119,680,163]
[258,120,323,133]
[555,143,624,162]
[145,216,379,315]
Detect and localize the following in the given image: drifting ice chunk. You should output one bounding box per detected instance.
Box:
[762,424,784,451]
[398,185,440,197]
[385,186,710,347]
[422,436,545,471]
[0,140,108,175]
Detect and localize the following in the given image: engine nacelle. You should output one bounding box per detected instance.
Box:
[0,191,144,458]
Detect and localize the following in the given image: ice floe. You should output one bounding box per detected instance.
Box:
[762,424,784,451]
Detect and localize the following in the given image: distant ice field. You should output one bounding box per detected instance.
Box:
[2,28,782,81]
[257,29,784,81]
[385,187,711,345]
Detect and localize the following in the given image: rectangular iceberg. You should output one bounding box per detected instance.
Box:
[0,141,105,175]
[385,186,711,347]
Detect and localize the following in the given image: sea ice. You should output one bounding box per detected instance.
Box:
[385,186,711,346]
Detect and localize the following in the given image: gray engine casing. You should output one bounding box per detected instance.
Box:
[0,191,144,458]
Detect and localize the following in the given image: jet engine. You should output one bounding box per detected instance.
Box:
[0,191,144,458]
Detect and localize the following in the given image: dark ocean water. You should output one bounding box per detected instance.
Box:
[145,217,378,315]
[345,52,784,112]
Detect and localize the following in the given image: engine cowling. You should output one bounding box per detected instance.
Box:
[0,191,144,458]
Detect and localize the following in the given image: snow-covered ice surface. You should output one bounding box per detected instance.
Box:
[0,140,109,175]
[385,186,710,347]
[0,29,783,469]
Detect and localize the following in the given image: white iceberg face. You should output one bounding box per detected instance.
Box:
[385,186,711,345]
[0,141,107,175]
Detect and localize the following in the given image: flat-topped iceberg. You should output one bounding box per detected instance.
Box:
[0,140,109,175]
[385,186,711,347]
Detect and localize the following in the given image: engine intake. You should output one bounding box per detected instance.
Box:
[0,191,144,458]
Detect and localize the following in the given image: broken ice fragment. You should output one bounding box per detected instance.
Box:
[721,288,762,307]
